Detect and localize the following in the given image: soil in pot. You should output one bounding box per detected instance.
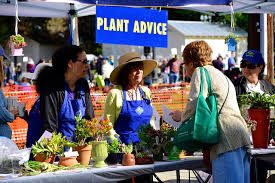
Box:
[34,153,56,164]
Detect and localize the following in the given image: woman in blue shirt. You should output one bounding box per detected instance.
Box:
[0,48,18,139]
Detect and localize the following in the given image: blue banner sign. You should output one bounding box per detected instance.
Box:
[78,0,231,7]
[96,6,168,48]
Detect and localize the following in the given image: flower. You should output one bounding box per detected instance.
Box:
[9,34,27,49]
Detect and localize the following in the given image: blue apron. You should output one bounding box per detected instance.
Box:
[114,86,153,145]
[26,81,86,147]
[58,81,86,141]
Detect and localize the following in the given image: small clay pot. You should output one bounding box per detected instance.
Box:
[58,156,78,167]
[75,144,92,165]
[34,153,56,164]
[122,154,135,166]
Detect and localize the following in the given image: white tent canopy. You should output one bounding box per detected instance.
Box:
[0,0,96,17]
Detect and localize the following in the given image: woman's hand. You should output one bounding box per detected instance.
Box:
[169,110,182,122]
[9,109,19,118]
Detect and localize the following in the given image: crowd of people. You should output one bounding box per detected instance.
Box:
[0,41,274,183]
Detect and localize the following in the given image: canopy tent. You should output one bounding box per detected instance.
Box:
[0,0,96,17]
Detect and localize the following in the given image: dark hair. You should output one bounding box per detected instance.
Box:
[35,45,84,93]
[52,45,84,77]
[258,63,265,80]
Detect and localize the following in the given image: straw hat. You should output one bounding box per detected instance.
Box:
[110,52,157,85]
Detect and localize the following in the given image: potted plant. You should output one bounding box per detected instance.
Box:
[239,91,275,148]
[74,116,94,165]
[106,139,124,164]
[89,117,112,167]
[58,147,79,167]
[135,151,153,165]
[9,34,27,56]
[31,132,76,164]
[121,143,135,166]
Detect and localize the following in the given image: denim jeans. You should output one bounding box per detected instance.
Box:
[169,73,179,84]
[212,146,250,183]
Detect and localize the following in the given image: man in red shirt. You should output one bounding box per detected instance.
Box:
[166,55,180,84]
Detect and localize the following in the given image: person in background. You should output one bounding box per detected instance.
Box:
[228,51,236,70]
[26,45,95,146]
[161,59,169,84]
[170,41,250,183]
[109,55,114,66]
[6,62,16,83]
[15,63,22,81]
[96,55,103,75]
[212,55,224,72]
[0,47,19,139]
[234,50,275,183]
[166,55,180,84]
[30,58,46,73]
[102,59,113,87]
[26,58,35,73]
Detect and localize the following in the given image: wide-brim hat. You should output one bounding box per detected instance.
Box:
[110,52,157,85]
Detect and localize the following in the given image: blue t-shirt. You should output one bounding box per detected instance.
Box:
[228,56,236,69]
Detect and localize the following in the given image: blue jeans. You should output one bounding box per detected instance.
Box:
[212,147,250,183]
[169,73,179,84]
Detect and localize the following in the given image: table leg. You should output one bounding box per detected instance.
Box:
[176,170,180,183]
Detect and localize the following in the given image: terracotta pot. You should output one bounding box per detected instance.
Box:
[248,109,270,148]
[91,141,108,167]
[75,144,92,165]
[58,156,78,167]
[34,153,56,164]
[122,154,135,166]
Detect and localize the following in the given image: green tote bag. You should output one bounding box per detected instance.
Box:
[174,67,228,152]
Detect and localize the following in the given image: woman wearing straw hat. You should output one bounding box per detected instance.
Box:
[104,52,157,145]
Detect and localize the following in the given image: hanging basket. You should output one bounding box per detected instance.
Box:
[9,35,26,56]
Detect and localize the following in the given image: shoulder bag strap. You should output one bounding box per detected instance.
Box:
[199,67,204,94]
[203,67,229,114]
[219,77,230,114]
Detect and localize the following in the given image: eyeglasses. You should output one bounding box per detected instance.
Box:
[240,62,257,69]
[76,59,88,64]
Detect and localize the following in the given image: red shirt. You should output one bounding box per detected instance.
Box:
[167,58,180,74]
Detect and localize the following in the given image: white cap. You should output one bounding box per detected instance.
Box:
[22,63,52,80]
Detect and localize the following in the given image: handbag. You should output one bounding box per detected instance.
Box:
[174,67,229,152]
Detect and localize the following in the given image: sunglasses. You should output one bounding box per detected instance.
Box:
[76,59,88,64]
[240,62,257,69]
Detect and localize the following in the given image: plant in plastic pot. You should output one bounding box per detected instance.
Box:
[239,92,275,148]
[106,139,124,164]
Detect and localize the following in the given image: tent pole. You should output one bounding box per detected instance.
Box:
[70,3,79,46]
[267,14,274,83]
[260,14,268,75]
